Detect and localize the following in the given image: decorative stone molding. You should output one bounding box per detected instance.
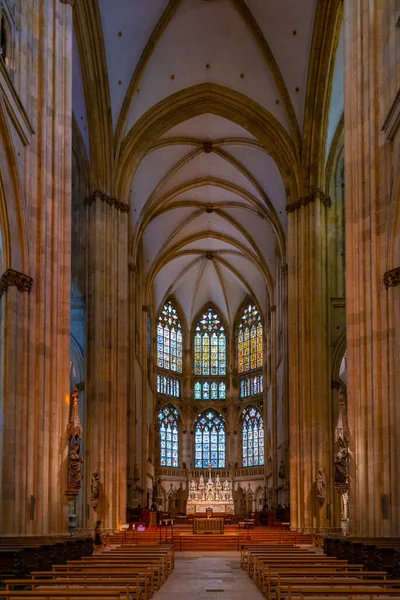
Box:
[76,382,85,392]
[85,190,129,213]
[286,188,331,213]
[0,268,33,298]
[383,266,400,288]
[60,0,74,5]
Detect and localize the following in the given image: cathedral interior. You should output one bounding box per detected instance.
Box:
[0,0,399,545]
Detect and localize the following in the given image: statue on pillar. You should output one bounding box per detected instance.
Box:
[91,472,100,509]
[278,461,285,479]
[316,469,326,504]
[334,447,349,485]
[67,442,83,494]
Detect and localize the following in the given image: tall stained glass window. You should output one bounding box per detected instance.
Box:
[194,410,225,468]
[238,303,262,373]
[194,306,227,401]
[194,308,226,375]
[242,407,264,467]
[157,300,183,372]
[158,405,179,467]
[238,302,263,400]
[157,300,183,400]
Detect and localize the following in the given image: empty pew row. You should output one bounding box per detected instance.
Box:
[242,544,400,599]
[0,539,94,583]
[324,537,400,576]
[1,544,174,600]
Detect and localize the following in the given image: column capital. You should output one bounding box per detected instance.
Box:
[60,0,74,5]
[85,189,130,213]
[286,188,331,213]
[383,266,400,288]
[0,268,33,298]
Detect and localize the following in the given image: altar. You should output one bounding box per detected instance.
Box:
[193,517,224,534]
[186,469,234,516]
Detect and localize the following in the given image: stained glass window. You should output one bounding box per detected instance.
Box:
[238,303,263,374]
[158,405,179,467]
[157,375,180,398]
[194,308,226,376]
[242,407,264,467]
[194,380,226,400]
[194,410,225,468]
[157,301,183,373]
[240,375,263,399]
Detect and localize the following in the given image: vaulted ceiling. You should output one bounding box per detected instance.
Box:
[72,0,343,327]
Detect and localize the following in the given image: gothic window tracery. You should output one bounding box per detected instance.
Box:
[158,405,179,467]
[242,407,264,467]
[194,409,226,468]
[237,302,263,399]
[157,300,182,399]
[193,306,227,401]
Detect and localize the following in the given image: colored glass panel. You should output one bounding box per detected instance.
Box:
[194,410,225,468]
[157,374,180,398]
[194,380,226,400]
[239,375,263,398]
[193,307,226,376]
[237,303,263,374]
[242,407,264,467]
[157,300,183,373]
[158,405,179,468]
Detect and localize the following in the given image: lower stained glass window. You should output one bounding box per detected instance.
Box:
[194,410,225,468]
[158,405,179,467]
[242,407,264,467]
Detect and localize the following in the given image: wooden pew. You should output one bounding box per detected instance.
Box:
[282,585,400,599]
[70,556,167,586]
[0,591,127,600]
[276,577,399,600]
[4,576,144,600]
[29,568,151,599]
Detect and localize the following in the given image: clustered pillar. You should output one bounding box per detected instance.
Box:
[85,190,129,531]
[287,190,332,532]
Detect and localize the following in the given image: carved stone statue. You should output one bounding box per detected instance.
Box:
[206,476,214,501]
[316,469,326,504]
[198,476,205,500]
[215,476,222,500]
[278,461,285,479]
[67,443,83,495]
[91,472,100,509]
[334,447,349,485]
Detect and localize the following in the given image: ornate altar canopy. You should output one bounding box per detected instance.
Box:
[186,469,234,515]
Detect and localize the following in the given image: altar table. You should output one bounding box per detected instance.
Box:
[193,517,224,534]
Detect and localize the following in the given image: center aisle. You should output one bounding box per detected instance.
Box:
[153,551,264,600]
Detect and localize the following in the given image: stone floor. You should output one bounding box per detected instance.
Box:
[153,551,264,600]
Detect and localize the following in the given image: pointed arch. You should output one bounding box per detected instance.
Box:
[192,303,227,378]
[158,404,179,468]
[156,298,183,374]
[117,83,300,204]
[242,406,264,467]
[194,408,226,469]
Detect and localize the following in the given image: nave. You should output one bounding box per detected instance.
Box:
[153,552,263,600]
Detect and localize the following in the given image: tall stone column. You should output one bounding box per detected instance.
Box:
[344,0,400,536]
[0,0,72,534]
[85,191,129,530]
[288,190,332,532]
